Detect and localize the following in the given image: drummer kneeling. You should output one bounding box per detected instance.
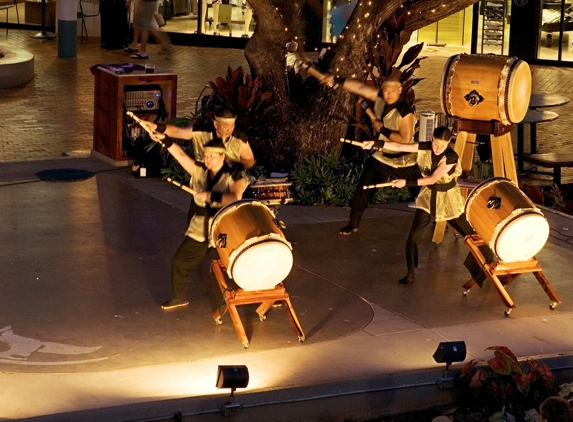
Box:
[152,136,247,310]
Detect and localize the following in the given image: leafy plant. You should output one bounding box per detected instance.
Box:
[364,13,426,106]
[205,66,277,168]
[291,151,410,206]
[456,346,559,420]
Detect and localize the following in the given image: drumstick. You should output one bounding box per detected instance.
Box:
[340,138,382,151]
[362,182,394,190]
[126,111,154,136]
[126,111,169,148]
[301,63,339,88]
[167,177,198,196]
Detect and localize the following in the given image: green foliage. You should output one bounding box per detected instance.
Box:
[364,13,426,106]
[290,152,410,206]
[206,66,278,167]
[456,346,559,420]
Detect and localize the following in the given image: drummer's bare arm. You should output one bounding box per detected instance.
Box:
[341,79,379,102]
[382,113,414,144]
[377,140,419,153]
[206,179,245,205]
[161,141,196,174]
[142,120,195,140]
[319,76,379,102]
[240,143,255,169]
[393,163,454,189]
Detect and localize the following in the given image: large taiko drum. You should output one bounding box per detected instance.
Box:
[440,54,532,126]
[209,199,293,291]
[465,178,549,262]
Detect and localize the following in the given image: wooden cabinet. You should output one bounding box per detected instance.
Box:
[91,65,177,166]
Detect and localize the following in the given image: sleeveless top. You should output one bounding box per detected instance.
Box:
[414,143,464,222]
[372,96,417,168]
[185,162,243,244]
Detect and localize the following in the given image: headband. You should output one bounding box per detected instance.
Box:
[382,80,402,87]
[215,116,236,123]
[204,146,226,154]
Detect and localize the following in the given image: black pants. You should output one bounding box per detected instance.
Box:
[171,236,210,300]
[405,209,493,285]
[349,156,421,227]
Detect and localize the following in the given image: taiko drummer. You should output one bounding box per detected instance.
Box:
[362,126,494,286]
[146,136,248,310]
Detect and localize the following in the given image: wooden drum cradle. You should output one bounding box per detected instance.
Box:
[209,199,304,347]
[440,53,532,126]
[210,199,294,291]
[465,177,549,263]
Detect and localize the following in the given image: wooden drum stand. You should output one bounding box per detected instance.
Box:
[211,259,305,348]
[461,235,561,316]
[451,120,561,315]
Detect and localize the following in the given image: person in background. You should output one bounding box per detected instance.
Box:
[128,0,174,58]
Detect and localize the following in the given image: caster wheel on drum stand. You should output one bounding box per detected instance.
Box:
[298,336,305,343]
[462,289,469,297]
[550,302,558,310]
[242,342,249,349]
[504,308,512,316]
[215,317,223,325]
[259,314,267,321]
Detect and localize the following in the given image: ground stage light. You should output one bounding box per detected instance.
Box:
[433,341,466,389]
[216,365,249,416]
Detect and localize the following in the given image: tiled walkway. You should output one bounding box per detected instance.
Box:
[2,30,573,185]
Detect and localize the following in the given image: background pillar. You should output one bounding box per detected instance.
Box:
[58,0,77,58]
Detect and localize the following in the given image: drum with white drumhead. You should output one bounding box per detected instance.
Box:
[465,178,549,262]
[209,200,293,291]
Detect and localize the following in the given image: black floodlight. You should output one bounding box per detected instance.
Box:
[433,341,466,389]
[216,365,249,416]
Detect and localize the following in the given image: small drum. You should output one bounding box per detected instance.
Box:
[209,199,293,291]
[465,178,549,262]
[440,54,532,125]
[250,179,293,206]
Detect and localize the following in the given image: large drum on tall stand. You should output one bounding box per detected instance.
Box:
[440,53,532,125]
[209,200,293,291]
[465,178,550,262]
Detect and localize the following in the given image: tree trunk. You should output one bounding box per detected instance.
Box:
[244,0,480,167]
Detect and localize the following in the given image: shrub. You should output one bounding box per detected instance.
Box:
[290,151,411,206]
[455,346,559,421]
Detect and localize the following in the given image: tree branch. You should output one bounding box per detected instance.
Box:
[398,0,480,32]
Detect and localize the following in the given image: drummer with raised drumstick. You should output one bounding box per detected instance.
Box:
[137,107,254,222]
[145,135,247,310]
[318,74,421,235]
[361,126,493,286]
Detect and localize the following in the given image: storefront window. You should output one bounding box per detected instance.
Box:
[158,0,255,38]
[539,0,573,62]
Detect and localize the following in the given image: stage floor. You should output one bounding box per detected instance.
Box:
[1,158,573,421]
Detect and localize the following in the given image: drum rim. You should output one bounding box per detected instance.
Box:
[209,199,275,241]
[492,210,549,261]
[228,235,293,286]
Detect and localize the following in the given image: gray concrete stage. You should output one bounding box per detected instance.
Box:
[1,157,573,421]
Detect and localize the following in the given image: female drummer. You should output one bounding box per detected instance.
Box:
[362,126,491,286]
